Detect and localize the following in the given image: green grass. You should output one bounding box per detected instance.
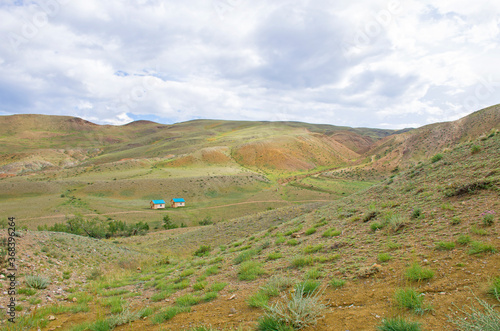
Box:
[488,277,500,297]
[468,241,497,255]
[24,275,50,289]
[202,292,218,302]
[377,317,422,331]
[377,253,392,263]
[176,294,201,307]
[291,256,314,268]
[457,234,471,245]
[267,252,282,260]
[238,261,265,281]
[295,280,320,294]
[233,249,258,264]
[247,291,270,308]
[405,263,434,282]
[150,306,190,324]
[303,244,323,254]
[305,227,316,235]
[209,282,227,292]
[330,278,346,288]
[322,228,341,237]
[435,241,456,250]
[393,288,428,314]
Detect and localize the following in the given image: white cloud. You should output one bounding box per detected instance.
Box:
[0,0,499,129]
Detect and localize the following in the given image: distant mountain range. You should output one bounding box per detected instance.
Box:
[1,105,499,175]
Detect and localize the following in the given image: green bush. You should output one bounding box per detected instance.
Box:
[377,317,422,331]
[405,263,434,282]
[471,145,482,154]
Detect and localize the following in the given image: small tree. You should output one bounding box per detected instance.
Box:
[163,215,178,230]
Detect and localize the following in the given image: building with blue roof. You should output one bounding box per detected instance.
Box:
[150,200,166,209]
[171,198,186,208]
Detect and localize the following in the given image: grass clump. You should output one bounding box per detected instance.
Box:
[305,228,316,235]
[377,316,422,331]
[202,292,218,302]
[233,249,257,264]
[210,282,227,292]
[488,277,500,297]
[267,252,282,260]
[405,263,434,282]
[193,245,211,257]
[457,234,471,245]
[291,256,313,269]
[435,241,456,250]
[248,291,270,308]
[176,294,201,307]
[262,285,325,330]
[431,153,443,163]
[24,275,50,289]
[286,239,299,246]
[330,278,346,288]
[322,228,341,237]
[303,244,323,254]
[450,216,461,225]
[257,316,293,331]
[468,241,497,255]
[295,280,320,295]
[393,288,430,315]
[238,261,265,281]
[370,222,384,232]
[150,306,190,324]
[377,253,392,263]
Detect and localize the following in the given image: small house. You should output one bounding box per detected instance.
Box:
[171,198,185,208]
[150,200,166,209]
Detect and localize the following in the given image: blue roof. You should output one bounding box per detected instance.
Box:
[152,200,165,204]
[172,198,185,202]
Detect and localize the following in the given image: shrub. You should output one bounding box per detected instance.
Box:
[469,241,497,255]
[193,245,211,257]
[435,241,456,250]
[263,285,325,329]
[405,263,434,282]
[377,317,422,331]
[388,214,406,232]
[431,153,443,163]
[24,275,50,289]
[238,261,265,281]
[199,217,214,226]
[450,216,461,225]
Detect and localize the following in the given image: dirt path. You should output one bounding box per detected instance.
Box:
[17,199,332,221]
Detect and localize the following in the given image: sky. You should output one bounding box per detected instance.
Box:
[0,0,499,129]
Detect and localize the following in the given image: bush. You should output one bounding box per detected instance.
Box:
[263,285,325,329]
[24,275,50,289]
[482,212,495,226]
[199,216,214,226]
[450,216,461,225]
[377,316,422,331]
[238,261,265,281]
[405,263,434,282]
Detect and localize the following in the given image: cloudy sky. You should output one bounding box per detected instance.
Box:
[1,0,499,129]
